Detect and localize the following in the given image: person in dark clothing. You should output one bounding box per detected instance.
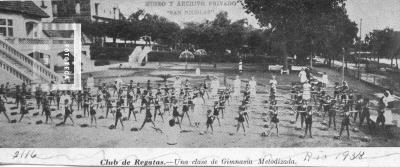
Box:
[44,99,53,124]
[89,101,97,127]
[139,105,156,130]
[339,107,351,139]
[18,100,29,122]
[62,99,74,125]
[359,98,371,129]
[35,86,42,109]
[56,90,61,110]
[206,109,214,133]
[0,97,10,123]
[83,97,89,117]
[114,102,124,130]
[128,100,136,121]
[212,101,221,126]
[304,106,313,138]
[15,85,21,108]
[180,99,192,126]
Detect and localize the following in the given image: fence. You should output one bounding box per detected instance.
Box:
[333,64,399,92]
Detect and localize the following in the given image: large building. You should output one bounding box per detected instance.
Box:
[51,0,120,23]
[0,0,121,85]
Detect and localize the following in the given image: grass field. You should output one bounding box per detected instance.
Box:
[0,62,399,147]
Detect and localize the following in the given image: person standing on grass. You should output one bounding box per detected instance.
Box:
[299,68,307,83]
[321,95,332,121]
[376,94,388,129]
[359,98,371,129]
[206,109,214,133]
[304,106,313,138]
[62,99,74,125]
[212,101,221,126]
[5,82,9,101]
[18,99,29,122]
[322,72,328,88]
[0,97,10,123]
[171,100,182,129]
[127,100,136,121]
[83,96,89,117]
[35,85,42,109]
[249,76,257,99]
[328,105,337,130]
[338,106,351,139]
[56,90,61,110]
[15,85,21,108]
[114,102,124,130]
[89,100,97,127]
[302,81,312,104]
[236,105,246,134]
[44,98,53,124]
[353,95,363,123]
[154,97,163,122]
[139,105,156,130]
[268,104,279,136]
[180,98,192,126]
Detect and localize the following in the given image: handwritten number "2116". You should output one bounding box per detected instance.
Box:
[12,150,37,159]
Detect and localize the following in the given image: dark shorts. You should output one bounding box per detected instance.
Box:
[377,114,385,124]
[207,117,213,124]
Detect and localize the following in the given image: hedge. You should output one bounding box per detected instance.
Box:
[91,47,133,61]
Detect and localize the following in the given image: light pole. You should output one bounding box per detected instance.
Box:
[310,39,314,68]
[342,47,345,82]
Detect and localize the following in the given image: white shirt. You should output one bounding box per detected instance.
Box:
[299,71,307,82]
[269,79,277,88]
[303,83,311,93]
[322,74,328,84]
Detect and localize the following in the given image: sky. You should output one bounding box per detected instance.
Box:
[118,0,400,38]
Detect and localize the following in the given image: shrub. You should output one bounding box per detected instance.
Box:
[94,59,110,66]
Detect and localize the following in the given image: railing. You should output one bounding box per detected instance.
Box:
[4,37,73,45]
[0,57,33,84]
[0,36,62,83]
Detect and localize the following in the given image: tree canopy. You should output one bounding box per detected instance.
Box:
[240,0,358,68]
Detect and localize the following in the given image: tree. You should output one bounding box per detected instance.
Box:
[240,0,358,69]
[368,28,400,68]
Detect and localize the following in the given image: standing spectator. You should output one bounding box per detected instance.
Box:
[298,68,307,83]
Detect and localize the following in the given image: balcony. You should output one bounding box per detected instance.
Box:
[4,37,73,45]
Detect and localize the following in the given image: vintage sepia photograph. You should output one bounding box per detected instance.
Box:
[0,0,399,150]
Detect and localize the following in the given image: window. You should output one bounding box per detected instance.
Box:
[95,3,99,15]
[8,28,13,37]
[0,27,5,36]
[75,3,81,14]
[0,19,13,37]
